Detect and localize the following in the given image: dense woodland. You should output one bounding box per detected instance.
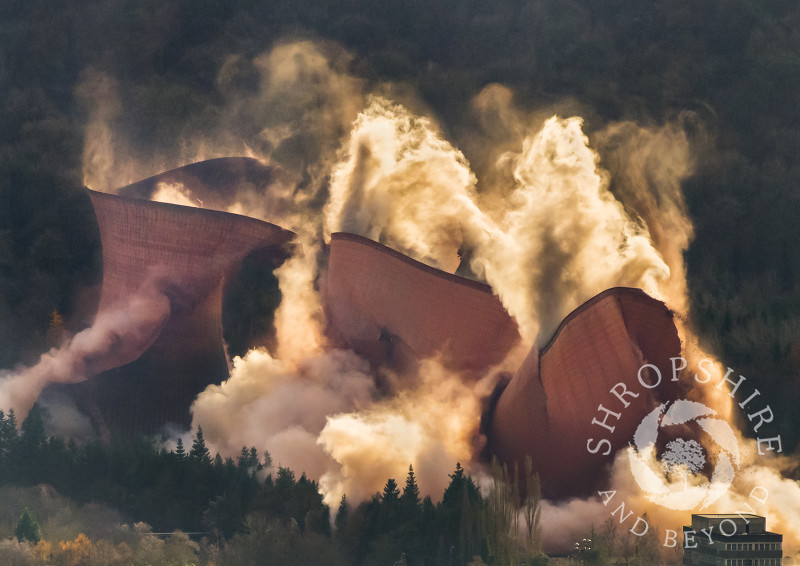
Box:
[0,405,557,565]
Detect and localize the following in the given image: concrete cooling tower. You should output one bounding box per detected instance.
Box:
[65,188,294,434]
[323,231,682,498]
[52,157,684,500]
[488,287,682,497]
[324,232,522,374]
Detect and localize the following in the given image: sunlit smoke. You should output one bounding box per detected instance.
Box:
[151,182,201,208]
[0,278,171,420]
[326,95,483,272]
[191,348,376,481]
[272,234,326,362]
[326,97,675,346]
[318,359,495,507]
[470,116,671,345]
[76,69,123,192]
[79,40,364,199]
[594,120,695,315]
[197,94,700,512]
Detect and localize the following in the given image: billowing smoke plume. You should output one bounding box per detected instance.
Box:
[542,438,800,554]
[190,76,697,512]
[317,359,497,506]
[79,39,363,201]
[594,119,695,315]
[0,276,172,420]
[326,95,674,345]
[470,115,672,345]
[191,348,376,481]
[76,68,124,192]
[326,95,483,273]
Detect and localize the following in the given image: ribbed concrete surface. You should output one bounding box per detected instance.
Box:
[325,232,521,374]
[68,189,294,433]
[489,287,681,497]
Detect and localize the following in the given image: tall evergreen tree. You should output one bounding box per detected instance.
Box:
[401,465,421,508]
[175,438,185,459]
[0,410,8,455]
[189,427,211,465]
[248,447,261,471]
[382,478,400,505]
[19,404,46,452]
[6,409,17,436]
[335,494,349,534]
[14,508,40,543]
[379,478,401,534]
[237,446,249,469]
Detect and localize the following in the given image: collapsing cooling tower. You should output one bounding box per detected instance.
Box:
[488,287,682,497]
[324,232,521,374]
[325,232,682,497]
[60,157,681,499]
[66,188,294,434]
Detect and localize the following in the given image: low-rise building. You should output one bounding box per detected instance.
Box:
[683,514,782,566]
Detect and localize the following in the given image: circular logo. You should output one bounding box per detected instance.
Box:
[627,399,741,510]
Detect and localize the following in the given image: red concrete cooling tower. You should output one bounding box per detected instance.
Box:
[488,287,682,497]
[60,157,683,501]
[324,232,522,374]
[66,189,294,434]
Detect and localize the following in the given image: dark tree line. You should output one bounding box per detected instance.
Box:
[0,406,543,565]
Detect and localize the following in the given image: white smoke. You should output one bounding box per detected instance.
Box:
[191,348,376,480]
[151,181,201,208]
[325,97,673,345]
[317,358,495,506]
[0,277,172,420]
[541,438,800,555]
[470,116,671,345]
[326,95,484,273]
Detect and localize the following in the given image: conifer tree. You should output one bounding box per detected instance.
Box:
[15,508,40,543]
[249,447,260,469]
[175,438,185,459]
[20,404,46,452]
[6,408,17,432]
[1,409,18,453]
[401,465,421,508]
[335,494,349,534]
[0,410,7,454]
[238,446,249,468]
[190,427,211,465]
[378,478,401,533]
[382,478,400,505]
